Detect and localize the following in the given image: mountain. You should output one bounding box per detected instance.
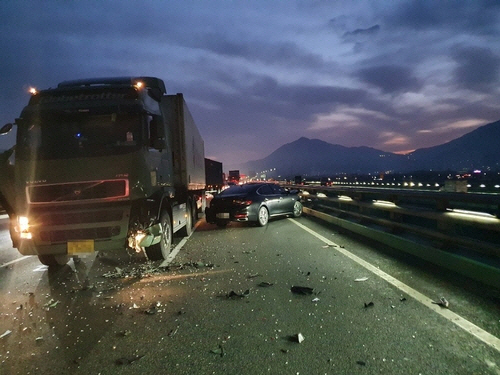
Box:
[407,120,500,171]
[236,120,500,177]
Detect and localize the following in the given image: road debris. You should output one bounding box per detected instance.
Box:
[115,354,145,365]
[364,302,374,308]
[432,297,449,308]
[291,286,314,295]
[118,330,132,337]
[355,277,369,282]
[258,282,274,287]
[44,299,61,310]
[287,333,305,343]
[225,289,250,299]
[312,297,320,303]
[144,302,160,315]
[247,273,261,279]
[0,330,12,339]
[210,344,225,357]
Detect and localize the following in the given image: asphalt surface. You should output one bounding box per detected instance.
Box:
[0,214,499,375]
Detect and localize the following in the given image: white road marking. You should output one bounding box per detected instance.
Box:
[159,221,201,268]
[0,256,30,269]
[290,218,500,353]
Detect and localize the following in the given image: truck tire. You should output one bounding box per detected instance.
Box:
[179,201,193,237]
[145,210,172,261]
[38,254,69,267]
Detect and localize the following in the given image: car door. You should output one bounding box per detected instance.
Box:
[273,185,295,214]
[257,184,281,216]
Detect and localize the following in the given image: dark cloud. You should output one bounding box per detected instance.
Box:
[343,25,380,38]
[385,0,500,34]
[451,46,500,92]
[355,65,422,94]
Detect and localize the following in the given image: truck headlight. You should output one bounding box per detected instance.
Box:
[18,216,33,240]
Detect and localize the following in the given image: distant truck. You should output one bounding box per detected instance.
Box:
[0,77,205,266]
[205,158,224,192]
[228,170,240,184]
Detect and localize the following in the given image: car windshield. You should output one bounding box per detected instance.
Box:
[16,111,145,160]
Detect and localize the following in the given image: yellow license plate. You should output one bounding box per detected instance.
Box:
[67,240,95,254]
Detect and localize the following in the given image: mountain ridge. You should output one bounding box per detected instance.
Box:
[233,119,500,177]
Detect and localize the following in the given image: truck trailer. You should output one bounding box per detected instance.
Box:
[205,158,223,192]
[0,77,205,266]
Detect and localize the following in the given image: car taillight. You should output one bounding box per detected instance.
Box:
[234,199,252,206]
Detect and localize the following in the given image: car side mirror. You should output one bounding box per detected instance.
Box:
[0,123,13,135]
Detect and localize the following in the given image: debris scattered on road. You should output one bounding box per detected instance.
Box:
[44,299,61,310]
[35,336,44,342]
[287,333,305,343]
[364,302,374,308]
[144,302,160,315]
[400,297,407,302]
[168,325,180,337]
[210,344,225,357]
[258,282,274,287]
[247,273,261,279]
[432,297,449,308]
[0,330,12,339]
[115,355,144,365]
[354,277,369,282]
[291,286,314,295]
[312,297,320,303]
[118,330,132,337]
[357,360,366,366]
[225,289,250,299]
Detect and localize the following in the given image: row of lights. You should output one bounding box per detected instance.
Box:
[332,181,500,189]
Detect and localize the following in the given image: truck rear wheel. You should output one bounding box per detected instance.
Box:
[38,254,69,267]
[145,210,172,261]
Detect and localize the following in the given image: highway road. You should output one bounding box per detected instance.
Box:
[0,213,499,374]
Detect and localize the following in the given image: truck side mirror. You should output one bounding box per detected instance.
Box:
[0,123,13,135]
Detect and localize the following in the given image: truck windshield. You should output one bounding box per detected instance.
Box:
[17,111,145,160]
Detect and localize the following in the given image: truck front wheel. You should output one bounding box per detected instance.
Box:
[145,210,172,261]
[38,254,69,267]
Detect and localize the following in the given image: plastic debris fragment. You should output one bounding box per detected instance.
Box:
[115,355,144,365]
[291,286,314,295]
[226,289,250,299]
[355,277,368,282]
[0,330,12,339]
[312,297,320,302]
[258,282,274,287]
[364,302,374,308]
[432,297,449,308]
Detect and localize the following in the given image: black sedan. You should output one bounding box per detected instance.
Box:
[205,182,302,227]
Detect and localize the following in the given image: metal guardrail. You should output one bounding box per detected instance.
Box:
[287,185,500,288]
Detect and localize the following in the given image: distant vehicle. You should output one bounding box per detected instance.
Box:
[228,170,240,184]
[294,175,302,185]
[205,158,224,192]
[205,182,302,227]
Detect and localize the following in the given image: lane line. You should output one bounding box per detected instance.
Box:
[289,218,500,353]
[1,256,30,269]
[159,220,202,268]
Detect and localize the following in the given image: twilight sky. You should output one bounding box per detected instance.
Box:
[1,1,499,170]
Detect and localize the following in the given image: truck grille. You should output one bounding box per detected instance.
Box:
[39,210,123,225]
[27,179,128,204]
[39,226,121,242]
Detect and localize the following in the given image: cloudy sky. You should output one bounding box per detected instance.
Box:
[1,1,499,169]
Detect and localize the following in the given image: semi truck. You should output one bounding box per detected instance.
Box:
[205,158,224,192]
[0,77,205,266]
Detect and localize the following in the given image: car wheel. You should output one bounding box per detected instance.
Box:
[257,206,269,226]
[293,201,303,218]
[145,210,172,260]
[38,254,69,267]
